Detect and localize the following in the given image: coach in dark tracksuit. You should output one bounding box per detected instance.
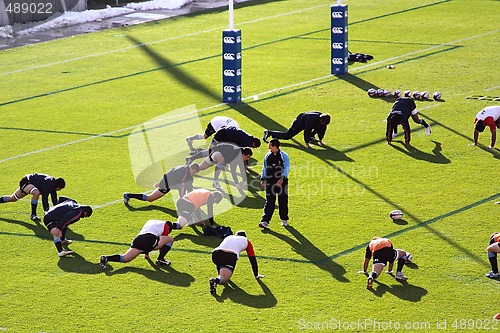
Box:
[0,173,65,221]
[43,197,93,257]
[263,111,331,148]
[386,97,431,145]
[259,139,291,229]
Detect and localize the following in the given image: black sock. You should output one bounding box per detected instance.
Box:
[54,240,63,252]
[158,243,172,260]
[489,256,499,274]
[128,193,145,200]
[396,258,405,272]
[106,254,122,262]
[31,203,37,216]
[420,119,429,128]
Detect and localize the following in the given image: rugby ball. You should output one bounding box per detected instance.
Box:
[376,89,384,97]
[393,90,401,98]
[421,91,429,99]
[404,90,412,98]
[405,253,413,263]
[433,92,442,100]
[383,89,391,97]
[412,91,421,99]
[390,209,403,220]
[367,88,377,97]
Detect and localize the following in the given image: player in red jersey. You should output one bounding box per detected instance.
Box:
[472,106,500,149]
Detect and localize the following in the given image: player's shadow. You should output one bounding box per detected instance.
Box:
[392,218,408,225]
[390,140,451,164]
[0,216,85,241]
[57,252,103,274]
[266,226,349,282]
[102,258,194,287]
[281,142,354,162]
[174,228,222,249]
[0,216,49,240]
[214,279,277,308]
[336,72,381,92]
[368,279,428,302]
[124,203,177,216]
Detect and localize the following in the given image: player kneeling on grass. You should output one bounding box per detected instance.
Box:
[100,219,179,269]
[485,232,500,279]
[209,230,264,295]
[361,237,410,289]
[43,196,93,257]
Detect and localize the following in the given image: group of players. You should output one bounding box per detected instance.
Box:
[0,100,499,292]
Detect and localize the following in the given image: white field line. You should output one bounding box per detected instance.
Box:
[0,4,327,77]
[485,86,500,91]
[1,30,497,164]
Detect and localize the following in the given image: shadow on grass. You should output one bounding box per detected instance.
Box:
[174,227,222,249]
[392,219,408,226]
[124,203,177,216]
[368,279,428,302]
[389,140,451,164]
[266,226,349,282]
[214,279,277,308]
[0,216,85,241]
[101,257,194,287]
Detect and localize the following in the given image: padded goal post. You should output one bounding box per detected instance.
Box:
[331,4,348,75]
[222,0,242,103]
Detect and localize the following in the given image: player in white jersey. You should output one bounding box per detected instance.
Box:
[472,106,500,149]
[209,230,264,295]
[99,219,180,269]
[186,116,240,153]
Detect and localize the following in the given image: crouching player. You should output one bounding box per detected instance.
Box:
[209,230,264,295]
[486,232,500,279]
[100,219,179,269]
[362,237,410,289]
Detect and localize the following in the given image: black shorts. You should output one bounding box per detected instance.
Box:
[204,122,216,137]
[43,217,65,232]
[372,247,397,265]
[176,198,195,219]
[157,175,171,194]
[19,176,31,194]
[212,250,238,272]
[131,233,159,252]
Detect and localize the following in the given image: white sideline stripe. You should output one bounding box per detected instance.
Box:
[485,86,500,91]
[0,30,497,164]
[0,4,327,77]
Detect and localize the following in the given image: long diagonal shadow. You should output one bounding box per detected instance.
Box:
[266,226,349,282]
[215,280,277,308]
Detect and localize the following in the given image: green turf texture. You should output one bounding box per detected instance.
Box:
[0,0,499,332]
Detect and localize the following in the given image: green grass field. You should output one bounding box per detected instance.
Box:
[0,0,499,332]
